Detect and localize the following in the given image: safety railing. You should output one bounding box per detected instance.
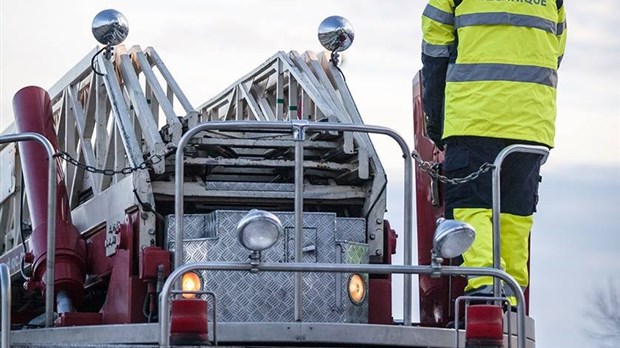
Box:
[0,133,57,328]
[173,121,415,325]
[0,263,10,348]
[159,262,527,348]
[491,145,550,298]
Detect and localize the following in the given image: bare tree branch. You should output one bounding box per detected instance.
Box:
[584,278,620,348]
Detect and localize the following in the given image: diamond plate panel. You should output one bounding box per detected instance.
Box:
[205,181,295,192]
[335,217,366,243]
[336,241,369,322]
[341,241,369,265]
[164,211,368,323]
[285,227,317,262]
[165,214,215,241]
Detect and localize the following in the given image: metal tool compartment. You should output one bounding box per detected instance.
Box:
[166,211,368,323]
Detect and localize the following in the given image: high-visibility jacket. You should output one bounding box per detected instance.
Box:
[421,0,567,147]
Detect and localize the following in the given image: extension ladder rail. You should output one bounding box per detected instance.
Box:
[195,51,389,261]
[44,45,190,209]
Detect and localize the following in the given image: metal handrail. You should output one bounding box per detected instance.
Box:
[158,262,527,348]
[0,263,11,348]
[173,121,414,325]
[491,145,550,298]
[0,133,57,327]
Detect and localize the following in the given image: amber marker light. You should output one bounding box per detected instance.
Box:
[181,272,202,299]
[348,273,367,305]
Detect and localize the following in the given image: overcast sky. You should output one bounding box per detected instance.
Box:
[1,1,619,347]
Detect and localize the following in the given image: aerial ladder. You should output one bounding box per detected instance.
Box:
[0,9,541,348]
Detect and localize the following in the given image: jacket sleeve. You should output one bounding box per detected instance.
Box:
[556,0,567,68]
[421,0,456,143]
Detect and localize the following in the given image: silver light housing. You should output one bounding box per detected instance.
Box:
[318,16,354,52]
[432,218,476,259]
[237,210,282,251]
[92,9,129,45]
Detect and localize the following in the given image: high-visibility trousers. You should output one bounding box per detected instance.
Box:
[443,136,544,305]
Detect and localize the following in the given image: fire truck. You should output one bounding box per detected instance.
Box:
[0,10,545,348]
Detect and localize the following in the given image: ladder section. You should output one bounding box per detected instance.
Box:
[46,45,190,209]
[152,128,370,212]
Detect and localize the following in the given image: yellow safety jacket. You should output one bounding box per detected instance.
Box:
[422,0,567,147]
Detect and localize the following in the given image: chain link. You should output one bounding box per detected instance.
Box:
[55,146,176,176]
[411,150,495,185]
[56,145,487,184]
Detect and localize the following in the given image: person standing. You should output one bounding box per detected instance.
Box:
[421,0,567,305]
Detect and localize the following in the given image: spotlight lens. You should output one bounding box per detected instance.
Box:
[348,273,366,305]
[181,272,202,299]
[440,229,475,259]
[237,210,282,251]
[433,219,476,259]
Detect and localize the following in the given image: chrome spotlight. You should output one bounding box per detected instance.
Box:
[433,218,475,259]
[237,210,282,251]
[318,16,354,53]
[92,9,129,46]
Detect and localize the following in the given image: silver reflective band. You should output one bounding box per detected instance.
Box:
[483,0,548,6]
[455,12,557,34]
[464,283,495,296]
[447,63,558,88]
[504,285,528,297]
[423,5,454,26]
[422,41,454,58]
[556,21,566,35]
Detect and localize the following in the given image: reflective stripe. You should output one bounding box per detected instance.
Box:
[447,63,558,88]
[423,5,454,26]
[504,285,527,297]
[556,21,566,36]
[455,12,557,34]
[558,54,564,66]
[465,284,494,296]
[422,41,453,58]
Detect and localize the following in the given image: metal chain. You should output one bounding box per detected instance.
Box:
[55,146,176,176]
[411,150,495,185]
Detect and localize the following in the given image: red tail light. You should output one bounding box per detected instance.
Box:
[465,304,503,347]
[170,298,209,344]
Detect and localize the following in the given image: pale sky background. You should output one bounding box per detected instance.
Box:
[1,1,619,347]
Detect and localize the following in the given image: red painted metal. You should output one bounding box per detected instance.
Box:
[369,279,392,324]
[465,305,503,347]
[369,220,397,324]
[13,86,86,305]
[412,72,466,327]
[140,247,171,280]
[83,225,115,287]
[98,213,147,324]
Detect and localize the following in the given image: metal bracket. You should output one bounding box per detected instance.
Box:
[430,250,443,278]
[292,120,309,142]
